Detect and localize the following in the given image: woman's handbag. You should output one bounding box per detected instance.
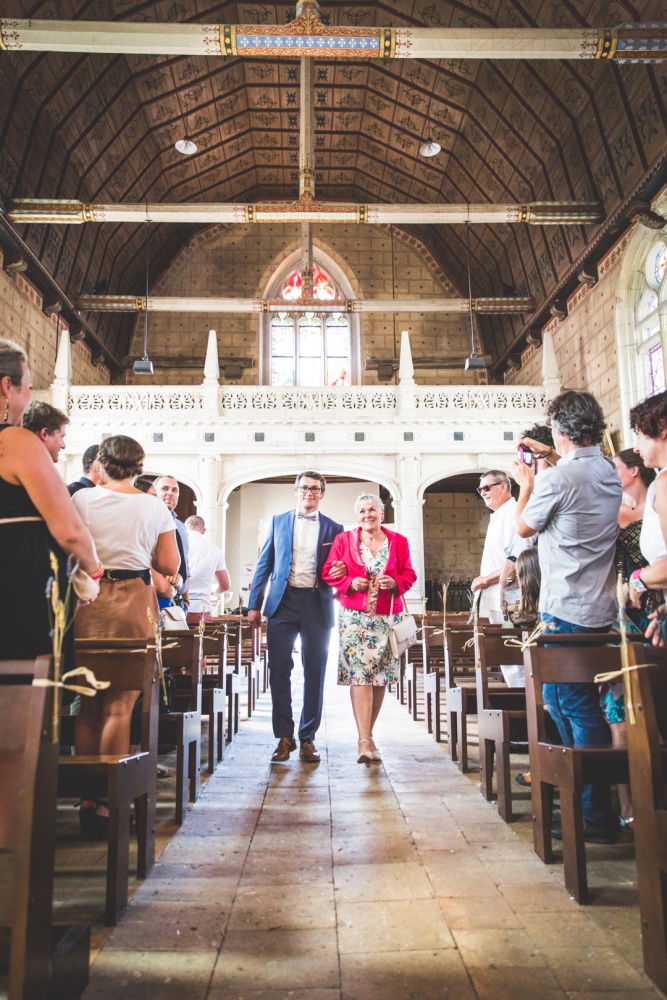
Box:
[162,604,188,630]
[387,593,418,658]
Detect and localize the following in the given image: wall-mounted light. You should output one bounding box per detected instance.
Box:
[175,136,197,155]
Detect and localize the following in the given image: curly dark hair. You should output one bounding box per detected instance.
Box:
[546,390,606,445]
[520,423,554,449]
[22,401,69,436]
[629,389,667,440]
[614,447,656,488]
[97,435,144,480]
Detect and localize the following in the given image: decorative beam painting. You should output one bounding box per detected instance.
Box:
[6,199,603,226]
[75,295,534,314]
[1,6,665,61]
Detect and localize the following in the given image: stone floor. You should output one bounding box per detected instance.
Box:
[56,646,661,1000]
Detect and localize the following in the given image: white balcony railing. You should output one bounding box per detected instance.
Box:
[67,383,547,421]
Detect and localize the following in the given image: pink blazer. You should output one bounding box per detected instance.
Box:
[321,527,417,614]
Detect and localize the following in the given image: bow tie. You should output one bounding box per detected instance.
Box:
[298,513,317,520]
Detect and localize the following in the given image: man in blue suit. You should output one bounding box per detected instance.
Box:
[248,471,343,763]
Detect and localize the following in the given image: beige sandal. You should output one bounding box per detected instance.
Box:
[357,739,374,764]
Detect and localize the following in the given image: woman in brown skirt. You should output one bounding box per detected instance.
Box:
[72,435,179,835]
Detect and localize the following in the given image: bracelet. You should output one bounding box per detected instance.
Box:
[90,562,105,580]
[543,448,553,457]
[629,569,647,594]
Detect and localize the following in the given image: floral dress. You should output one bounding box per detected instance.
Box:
[337,538,402,687]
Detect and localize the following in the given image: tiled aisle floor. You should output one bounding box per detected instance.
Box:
[80,657,662,1000]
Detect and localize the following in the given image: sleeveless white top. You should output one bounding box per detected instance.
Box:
[640,468,667,565]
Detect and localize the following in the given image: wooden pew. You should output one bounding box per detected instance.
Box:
[0,656,90,1000]
[476,629,527,821]
[444,620,505,772]
[159,630,203,825]
[59,641,159,924]
[523,634,628,904]
[404,613,424,722]
[626,651,667,994]
[200,631,226,771]
[206,618,241,742]
[423,611,469,742]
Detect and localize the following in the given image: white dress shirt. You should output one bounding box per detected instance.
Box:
[289,511,320,588]
[479,496,530,621]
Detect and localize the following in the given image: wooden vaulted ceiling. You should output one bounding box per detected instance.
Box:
[1,0,667,376]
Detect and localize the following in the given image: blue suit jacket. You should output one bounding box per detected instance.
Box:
[248,510,343,627]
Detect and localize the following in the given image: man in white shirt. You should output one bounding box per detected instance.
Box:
[184,515,231,622]
[248,471,343,764]
[472,470,529,623]
[185,514,230,625]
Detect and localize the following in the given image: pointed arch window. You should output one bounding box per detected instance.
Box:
[269,265,350,386]
[636,240,667,396]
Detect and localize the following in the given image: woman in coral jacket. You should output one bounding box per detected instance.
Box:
[322,493,416,763]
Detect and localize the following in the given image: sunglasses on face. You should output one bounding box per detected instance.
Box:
[476,482,503,495]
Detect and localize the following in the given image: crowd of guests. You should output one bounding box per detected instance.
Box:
[0,337,230,836]
[4,331,667,834]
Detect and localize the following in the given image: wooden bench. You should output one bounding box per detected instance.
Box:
[60,640,159,924]
[206,618,241,742]
[160,630,203,825]
[404,613,424,722]
[523,634,629,904]
[476,629,527,821]
[445,621,508,772]
[626,650,667,994]
[423,611,469,742]
[0,656,90,1000]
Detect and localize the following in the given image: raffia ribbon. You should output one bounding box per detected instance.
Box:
[34,666,111,697]
[503,620,548,651]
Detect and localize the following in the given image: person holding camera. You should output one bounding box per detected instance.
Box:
[512,390,622,844]
[472,470,530,623]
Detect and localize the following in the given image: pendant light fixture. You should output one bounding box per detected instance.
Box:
[133,228,154,375]
[419,137,441,158]
[175,136,197,155]
[464,222,486,371]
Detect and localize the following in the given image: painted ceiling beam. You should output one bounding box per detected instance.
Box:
[6,199,603,226]
[75,295,534,314]
[1,10,665,62]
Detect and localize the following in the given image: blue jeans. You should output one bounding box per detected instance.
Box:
[541,613,613,827]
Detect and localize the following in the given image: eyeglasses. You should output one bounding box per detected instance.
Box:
[298,486,322,494]
[476,482,503,495]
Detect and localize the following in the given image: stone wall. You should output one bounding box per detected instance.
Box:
[125,224,484,387]
[504,231,627,439]
[0,248,110,391]
[423,491,489,586]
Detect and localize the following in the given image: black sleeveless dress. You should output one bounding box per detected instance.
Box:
[0,425,75,669]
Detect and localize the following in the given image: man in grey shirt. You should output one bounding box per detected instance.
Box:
[512,390,622,843]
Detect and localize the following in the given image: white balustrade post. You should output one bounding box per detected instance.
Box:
[398,329,417,417]
[541,327,561,401]
[202,329,220,415]
[393,454,424,611]
[50,326,72,414]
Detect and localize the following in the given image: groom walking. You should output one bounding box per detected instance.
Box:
[248,471,343,763]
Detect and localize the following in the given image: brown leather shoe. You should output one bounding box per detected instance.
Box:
[271,737,297,762]
[299,740,320,763]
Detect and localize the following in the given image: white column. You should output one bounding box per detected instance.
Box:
[196,455,221,544]
[393,455,424,610]
[398,329,417,416]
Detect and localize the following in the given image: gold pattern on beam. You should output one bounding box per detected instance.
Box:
[221,24,237,56]
[0,30,6,50]
[135,298,146,311]
[596,28,618,59]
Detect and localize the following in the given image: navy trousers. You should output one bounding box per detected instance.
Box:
[267,587,331,742]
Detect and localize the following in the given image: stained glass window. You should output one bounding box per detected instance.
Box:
[638,241,666,398]
[654,245,667,285]
[649,343,665,395]
[270,295,350,386]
